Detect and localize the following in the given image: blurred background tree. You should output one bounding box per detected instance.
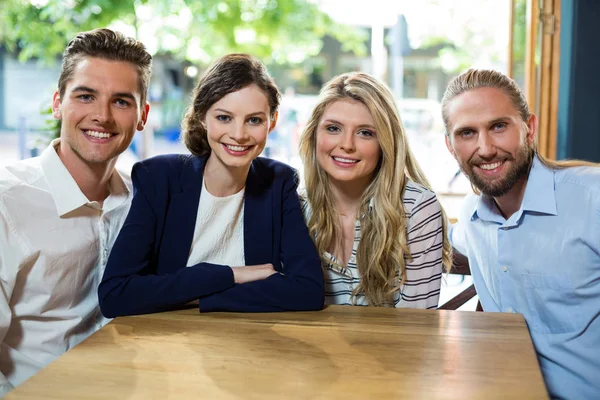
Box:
[510,0,527,87]
[406,0,523,77]
[0,0,366,64]
[0,0,367,143]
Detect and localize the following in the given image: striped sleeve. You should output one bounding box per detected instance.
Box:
[397,185,443,309]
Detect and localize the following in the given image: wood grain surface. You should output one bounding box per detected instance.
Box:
[8,305,547,399]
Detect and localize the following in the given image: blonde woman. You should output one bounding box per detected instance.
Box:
[299,72,452,308]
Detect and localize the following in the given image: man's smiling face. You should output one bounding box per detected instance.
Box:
[445,87,536,197]
[52,56,148,168]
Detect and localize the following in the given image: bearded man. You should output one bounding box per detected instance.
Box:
[443,68,600,400]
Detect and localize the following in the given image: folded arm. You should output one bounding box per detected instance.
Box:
[198,171,324,312]
[98,163,236,318]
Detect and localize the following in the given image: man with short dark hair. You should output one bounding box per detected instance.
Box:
[0,28,151,394]
[443,68,600,399]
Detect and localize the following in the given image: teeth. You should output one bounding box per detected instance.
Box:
[225,144,249,152]
[479,161,503,170]
[333,157,358,164]
[85,130,112,139]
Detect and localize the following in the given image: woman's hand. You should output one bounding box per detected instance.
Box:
[231,264,277,284]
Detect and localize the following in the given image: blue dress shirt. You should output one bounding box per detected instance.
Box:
[451,156,600,400]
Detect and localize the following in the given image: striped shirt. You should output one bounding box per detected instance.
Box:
[302,180,443,309]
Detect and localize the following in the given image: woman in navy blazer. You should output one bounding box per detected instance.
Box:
[98,54,324,317]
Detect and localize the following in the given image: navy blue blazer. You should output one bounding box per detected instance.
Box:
[98,154,324,317]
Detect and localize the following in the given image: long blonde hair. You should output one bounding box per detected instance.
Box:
[299,72,452,306]
[442,69,599,171]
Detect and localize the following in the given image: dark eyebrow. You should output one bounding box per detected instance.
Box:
[246,111,267,117]
[113,92,137,102]
[488,117,509,126]
[213,109,267,117]
[71,86,137,102]
[71,86,97,94]
[450,124,473,136]
[451,117,510,135]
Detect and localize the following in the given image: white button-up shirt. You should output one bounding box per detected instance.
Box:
[0,140,132,395]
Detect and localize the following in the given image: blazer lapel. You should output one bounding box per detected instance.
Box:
[244,160,273,266]
[159,155,206,272]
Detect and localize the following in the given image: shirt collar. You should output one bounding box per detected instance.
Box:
[103,169,131,213]
[470,154,557,222]
[40,139,130,217]
[520,155,557,215]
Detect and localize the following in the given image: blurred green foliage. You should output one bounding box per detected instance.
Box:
[41,105,61,141]
[418,0,527,75]
[511,0,527,81]
[0,0,367,65]
[35,104,61,147]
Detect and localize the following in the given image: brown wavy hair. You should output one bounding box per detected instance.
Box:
[182,54,281,156]
[299,72,453,306]
[58,28,152,107]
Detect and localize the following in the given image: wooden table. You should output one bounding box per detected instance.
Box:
[8,306,547,399]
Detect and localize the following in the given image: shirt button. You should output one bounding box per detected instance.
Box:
[502,266,508,272]
[502,227,509,230]
[506,307,513,313]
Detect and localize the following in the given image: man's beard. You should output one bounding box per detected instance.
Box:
[461,145,534,197]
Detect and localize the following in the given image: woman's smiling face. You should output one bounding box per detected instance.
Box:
[316,98,382,189]
[204,84,277,171]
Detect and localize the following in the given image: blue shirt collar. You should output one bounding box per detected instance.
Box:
[470,155,557,223]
